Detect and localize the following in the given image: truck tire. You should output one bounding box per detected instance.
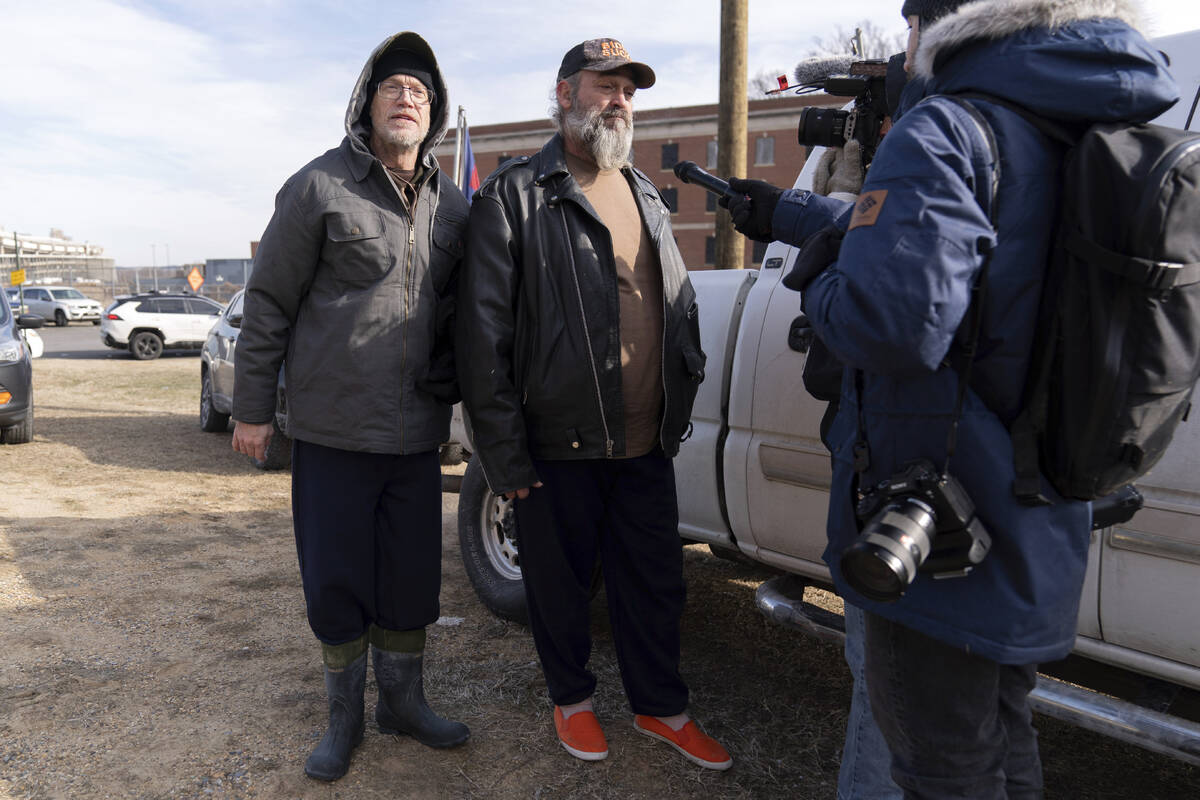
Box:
[54,309,68,327]
[252,420,292,471]
[199,370,230,432]
[439,442,465,466]
[458,458,528,624]
[1,403,33,445]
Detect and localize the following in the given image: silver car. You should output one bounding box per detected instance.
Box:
[199,289,291,470]
[19,285,103,326]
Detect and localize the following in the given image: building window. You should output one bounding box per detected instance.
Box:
[755,136,775,165]
[706,191,717,213]
[661,142,679,171]
[659,187,678,213]
[752,240,769,265]
[705,236,716,266]
[706,140,719,169]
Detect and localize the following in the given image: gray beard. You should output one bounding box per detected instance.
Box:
[565,105,633,170]
[376,126,424,152]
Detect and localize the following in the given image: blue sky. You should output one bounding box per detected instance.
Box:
[0,0,1195,267]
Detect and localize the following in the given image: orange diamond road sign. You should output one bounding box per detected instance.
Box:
[187,267,205,292]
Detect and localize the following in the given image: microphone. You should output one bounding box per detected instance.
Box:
[673,161,741,201]
[793,55,855,87]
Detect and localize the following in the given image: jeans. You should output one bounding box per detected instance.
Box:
[864,612,1044,800]
[838,603,902,800]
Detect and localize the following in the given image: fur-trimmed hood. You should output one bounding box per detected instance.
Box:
[914,0,1143,77]
[911,0,1177,123]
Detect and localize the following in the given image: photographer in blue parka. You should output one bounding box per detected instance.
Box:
[722,0,1177,796]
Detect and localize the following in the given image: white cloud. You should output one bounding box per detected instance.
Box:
[1,0,1194,266]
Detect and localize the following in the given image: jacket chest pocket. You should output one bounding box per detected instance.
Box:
[429,216,465,293]
[323,211,392,285]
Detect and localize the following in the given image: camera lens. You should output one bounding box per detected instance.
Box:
[842,497,936,602]
[797,107,849,149]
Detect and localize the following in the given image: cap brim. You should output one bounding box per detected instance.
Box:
[590,59,656,89]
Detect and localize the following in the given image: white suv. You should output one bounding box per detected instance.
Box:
[101,292,224,360]
[16,285,103,326]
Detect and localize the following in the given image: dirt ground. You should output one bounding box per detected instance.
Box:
[2,357,1199,799]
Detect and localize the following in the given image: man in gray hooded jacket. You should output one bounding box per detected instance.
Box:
[232,31,469,782]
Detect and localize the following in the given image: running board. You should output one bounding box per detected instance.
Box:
[754,575,1200,767]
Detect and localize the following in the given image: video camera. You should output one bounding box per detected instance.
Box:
[793,53,907,165]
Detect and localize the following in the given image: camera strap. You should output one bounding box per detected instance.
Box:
[935,96,1001,478]
[849,95,1001,481]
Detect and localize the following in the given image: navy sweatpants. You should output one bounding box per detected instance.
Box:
[291,440,442,645]
[513,451,689,716]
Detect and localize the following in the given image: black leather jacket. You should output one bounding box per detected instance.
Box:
[456,135,706,495]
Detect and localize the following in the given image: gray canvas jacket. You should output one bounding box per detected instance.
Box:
[456,134,707,495]
[234,31,468,454]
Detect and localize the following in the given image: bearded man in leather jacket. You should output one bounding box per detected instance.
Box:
[232,32,469,782]
[456,38,729,770]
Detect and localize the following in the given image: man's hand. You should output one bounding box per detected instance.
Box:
[232,421,274,463]
[504,481,544,500]
[812,139,866,198]
[722,178,783,242]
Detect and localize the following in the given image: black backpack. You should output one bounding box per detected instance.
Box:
[960,95,1200,503]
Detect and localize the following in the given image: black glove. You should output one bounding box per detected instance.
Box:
[721,177,783,242]
[782,224,844,293]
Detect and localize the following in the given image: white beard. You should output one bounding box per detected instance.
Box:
[376,124,426,152]
[565,104,633,170]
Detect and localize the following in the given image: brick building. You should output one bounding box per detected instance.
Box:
[436,93,843,270]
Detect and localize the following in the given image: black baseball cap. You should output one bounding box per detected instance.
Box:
[557,38,656,88]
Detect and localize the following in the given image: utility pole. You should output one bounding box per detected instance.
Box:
[716,0,748,270]
[151,244,159,291]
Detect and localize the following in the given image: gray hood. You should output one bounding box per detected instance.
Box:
[345,31,450,169]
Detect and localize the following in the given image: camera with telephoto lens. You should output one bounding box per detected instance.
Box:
[796,53,906,165]
[842,459,992,602]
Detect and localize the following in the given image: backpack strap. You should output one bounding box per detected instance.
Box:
[942,93,1063,504]
[953,91,1082,146]
[1065,233,1200,288]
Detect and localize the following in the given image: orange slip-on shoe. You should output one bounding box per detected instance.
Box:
[633,715,732,771]
[554,707,609,761]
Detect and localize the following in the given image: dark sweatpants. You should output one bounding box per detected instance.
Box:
[291,439,442,645]
[513,451,689,716]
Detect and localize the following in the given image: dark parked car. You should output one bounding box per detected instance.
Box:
[0,300,45,444]
[199,289,291,470]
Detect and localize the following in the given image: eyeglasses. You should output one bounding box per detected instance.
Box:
[376,82,434,105]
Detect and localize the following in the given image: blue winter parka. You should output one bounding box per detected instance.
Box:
[774,0,1179,664]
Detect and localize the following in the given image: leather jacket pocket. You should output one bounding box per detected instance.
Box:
[323,211,391,285]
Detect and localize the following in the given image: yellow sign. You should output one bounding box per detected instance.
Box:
[187,267,205,292]
[10,269,25,286]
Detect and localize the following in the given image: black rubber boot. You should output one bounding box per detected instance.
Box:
[304,652,366,781]
[373,648,470,748]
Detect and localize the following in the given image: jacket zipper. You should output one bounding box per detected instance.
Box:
[382,163,421,452]
[558,202,613,457]
[401,219,415,446]
[645,196,671,450]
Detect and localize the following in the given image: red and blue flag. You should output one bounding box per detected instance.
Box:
[461,127,481,202]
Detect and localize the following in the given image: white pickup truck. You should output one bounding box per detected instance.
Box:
[455,30,1200,766]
